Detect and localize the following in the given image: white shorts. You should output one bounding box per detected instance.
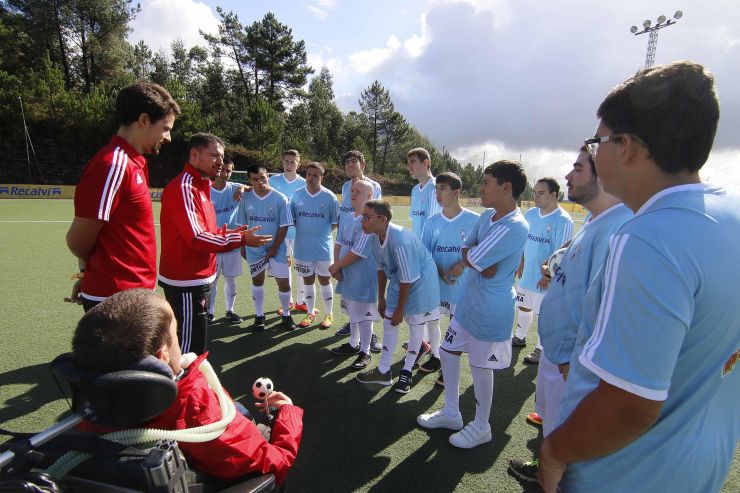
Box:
[516,287,544,313]
[216,249,243,277]
[285,238,295,258]
[441,318,512,370]
[294,259,331,278]
[340,298,380,323]
[535,350,566,438]
[440,300,456,316]
[384,307,440,326]
[249,257,290,279]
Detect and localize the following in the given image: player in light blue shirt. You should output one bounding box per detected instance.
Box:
[419,172,479,376]
[508,147,633,482]
[418,160,529,450]
[269,149,307,312]
[407,147,442,238]
[290,163,339,329]
[328,180,382,368]
[356,200,440,394]
[235,165,295,331]
[338,150,382,227]
[207,159,246,322]
[539,61,740,493]
[514,178,573,361]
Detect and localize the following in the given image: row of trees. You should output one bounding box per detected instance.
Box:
[0,1,494,197]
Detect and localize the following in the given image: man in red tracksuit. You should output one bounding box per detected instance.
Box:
[159,133,270,354]
[73,289,303,485]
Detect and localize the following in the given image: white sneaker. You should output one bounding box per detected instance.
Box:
[449,422,492,449]
[416,410,463,430]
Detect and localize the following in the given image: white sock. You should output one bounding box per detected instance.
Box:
[287,270,293,304]
[252,285,264,316]
[515,309,533,339]
[304,283,316,314]
[440,350,461,418]
[224,276,237,312]
[278,289,291,314]
[535,330,542,350]
[359,320,373,354]
[349,322,360,347]
[378,318,398,374]
[208,276,219,315]
[471,365,494,431]
[320,283,334,314]
[403,323,425,372]
[296,274,305,304]
[427,319,441,358]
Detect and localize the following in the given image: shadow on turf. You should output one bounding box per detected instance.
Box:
[0,363,69,429]
[203,318,545,492]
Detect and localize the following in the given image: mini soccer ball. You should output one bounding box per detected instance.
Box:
[252,377,274,400]
[547,247,568,278]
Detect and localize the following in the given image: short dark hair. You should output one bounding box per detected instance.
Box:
[579,145,596,176]
[484,160,527,200]
[597,61,719,174]
[366,199,392,221]
[187,133,224,154]
[283,149,300,158]
[223,155,234,166]
[537,177,560,195]
[306,162,325,175]
[342,150,365,165]
[436,172,462,190]
[72,289,172,371]
[247,164,268,176]
[407,148,430,164]
[116,81,181,126]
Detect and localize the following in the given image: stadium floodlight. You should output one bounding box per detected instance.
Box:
[630,11,683,67]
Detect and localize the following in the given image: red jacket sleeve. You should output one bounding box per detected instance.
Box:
[167,176,243,254]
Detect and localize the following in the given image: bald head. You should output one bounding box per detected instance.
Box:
[351,179,374,213]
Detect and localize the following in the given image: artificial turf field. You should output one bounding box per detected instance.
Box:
[0,199,737,493]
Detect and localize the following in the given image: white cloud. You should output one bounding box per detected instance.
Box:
[129,0,219,52]
[307,0,338,21]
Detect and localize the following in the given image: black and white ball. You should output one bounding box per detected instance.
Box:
[547,247,568,278]
[252,377,274,400]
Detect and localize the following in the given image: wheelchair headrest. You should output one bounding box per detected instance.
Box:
[51,353,178,428]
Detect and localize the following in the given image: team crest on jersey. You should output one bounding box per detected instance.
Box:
[547,225,552,233]
[722,348,739,377]
[460,229,467,242]
[135,173,143,185]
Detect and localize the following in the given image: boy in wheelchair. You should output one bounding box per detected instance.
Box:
[70,288,304,487]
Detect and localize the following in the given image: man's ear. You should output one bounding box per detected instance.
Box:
[620,134,648,165]
[137,112,151,128]
[156,343,170,365]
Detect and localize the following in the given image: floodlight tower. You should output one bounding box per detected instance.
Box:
[630,11,683,68]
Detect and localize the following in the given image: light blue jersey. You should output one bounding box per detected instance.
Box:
[339,178,381,226]
[421,209,480,310]
[455,209,529,342]
[371,222,439,316]
[538,204,632,365]
[558,184,740,493]
[410,177,442,238]
[269,173,306,240]
[290,186,339,262]
[519,207,573,291]
[335,214,378,303]
[210,181,241,229]
[235,189,291,263]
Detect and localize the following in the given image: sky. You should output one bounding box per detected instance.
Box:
[129,0,740,188]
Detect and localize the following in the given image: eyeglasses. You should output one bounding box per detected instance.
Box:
[584,133,647,156]
[362,213,382,222]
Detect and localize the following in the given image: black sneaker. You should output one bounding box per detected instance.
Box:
[508,458,539,483]
[524,347,541,364]
[225,311,242,323]
[369,333,382,353]
[207,313,215,322]
[512,336,527,347]
[336,322,350,336]
[395,369,412,394]
[434,371,444,387]
[281,315,297,331]
[413,340,431,365]
[419,354,441,373]
[251,315,266,332]
[351,352,371,370]
[330,343,360,356]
